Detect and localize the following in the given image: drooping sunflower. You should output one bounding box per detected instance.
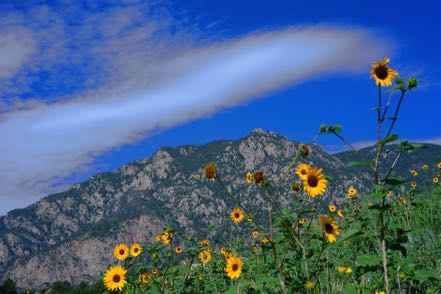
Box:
[230,208,244,223]
[303,167,327,197]
[291,182,300,193]
[200,239,210,248]
[337,209,344,219]
[320,215,340,243]
[204,162,217,180]
[254,171,264,184]
[224,256,243,280]
[433,177,439,184]
[251,230,259,238]
[175,246,183,254]
[103,265,127,292]
[328,204,336,213]
[246,171,254,184]
[130,243,142,257]
[138,273,152,285]
[370,57,398,87]
[114,244,129,261]
[410,169,418,177]
[295,163,311,180]
[347,187,357,199]
[422,164,429,170]
[198,250,211,265]
[410,181,417,188]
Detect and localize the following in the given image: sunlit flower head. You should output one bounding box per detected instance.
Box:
[198,250,211,265]
[398,196,406,205]
[114,244,129,261]
[320,215,340,243]
[410,181,417,188]
[437,162,441,169]
[130,243,142,257]
[305,280,314,289]
[328,204,336,213]
[295,163,311,180]
[252,230,259,238]
[370,57,398,87]
[347,187,357,199]
[230,208,244,223]
[422,164,429,170]
[246,171,254,184]
[103,265,127,292]
[433,177,439,184]
[410,169,418,177]
[224,256,243,280]
[303,167,327,197]
[175,246,183,254]
[298,218,306,224]
[337,209,344,219]
[139,273,152,285]
[200,239,210,248]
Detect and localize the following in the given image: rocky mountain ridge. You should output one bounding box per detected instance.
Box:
[0,128,439,288]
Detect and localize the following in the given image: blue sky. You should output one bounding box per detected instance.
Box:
[0,0,439,215]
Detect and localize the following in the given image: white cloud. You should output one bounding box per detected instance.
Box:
[0,28,36,78]
[0,25,391,215]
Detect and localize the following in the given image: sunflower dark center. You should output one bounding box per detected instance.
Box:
[308,175,318,187]
[301,169,307,175]
[325,223,333,234]
[235,213,240,218]
[134,248,138,252]
[232,264,239,271]
[113,274,121,283]
[375,65,388,80]
[119,249,125,255]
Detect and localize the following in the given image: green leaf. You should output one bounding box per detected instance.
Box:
[380,134,398,145]
[384,178,406,186]
[412,270,439,282]
[338,227,362,243]
[357,254,380,267]
[343,285,358,294]
[347,161,371,168]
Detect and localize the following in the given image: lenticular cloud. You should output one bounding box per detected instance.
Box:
[0,26,389,214]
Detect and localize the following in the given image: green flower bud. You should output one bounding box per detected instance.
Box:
[407,77,417,90]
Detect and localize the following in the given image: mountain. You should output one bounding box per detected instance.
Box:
[0,129,439,289]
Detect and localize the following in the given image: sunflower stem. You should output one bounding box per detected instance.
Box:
[385,89,406,138]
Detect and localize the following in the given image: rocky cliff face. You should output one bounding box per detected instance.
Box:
[0,129,439,288]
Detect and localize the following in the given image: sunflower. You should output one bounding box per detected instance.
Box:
[422,164,429,170]
[198,250,211,265]
[410,169,418,177]
[375,291,386,294]
[437,162,441,169]
[320,215,340,243]
[103,265,127,292]
[260,236,270,245]
[175,246,183,254]
[114,244,129,261]
[139,273,152,285]
[151,268,158,275]
[155,234,162,242]
[291,182,300,193]
[387,191,394,197]
[410,181,417,188]
[247,215,254,222]
[300,144,310,158]
[220,247,228,256]
[252,246,257,253]
[328,204,336,213]
[130,243,142,257]
[303,168,327,197]
[200,239,210,248]
[337,266,347,272]
[347,187,357,199]
[251,230,259,238]
[370,57,398,87]
[224,256,243,280]
[254,171,264,184]
[230,208,244,223]
[246,171,254,184]
[204,162,217,180]
[305,280,314,289]
[433,177,439,184]
[398,196,406,205]
[337,209,344,219]
[298,218,306,224]
[295,164,311,180]
[161,232,172,245]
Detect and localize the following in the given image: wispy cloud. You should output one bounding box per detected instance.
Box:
[0,2,391,215]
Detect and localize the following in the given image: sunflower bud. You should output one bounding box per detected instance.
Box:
[291,182,300,192]
[300,144,310,158]
[407,77,417,90]
[319,124,329,133]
